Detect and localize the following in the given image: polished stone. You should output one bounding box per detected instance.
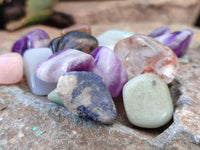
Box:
[35,49,94,83]
[57,71,117,124]
[23,48,57,95]
[91,46,128,97]
[114,34,178,83]
[97,30,133,50]
[61,23,92,36]
[12,29,50,55]
[123,73,174,128]
[0,53,23,84]
[52,31,98,53]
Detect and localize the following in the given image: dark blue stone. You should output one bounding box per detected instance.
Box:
[58,71,117,124]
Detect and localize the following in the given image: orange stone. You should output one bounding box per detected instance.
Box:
[0,53,23,84]
[61,23,92,36]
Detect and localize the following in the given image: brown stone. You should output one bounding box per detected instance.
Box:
[53,0,200,26]
[61,23,92,36]
[0,23,200,149]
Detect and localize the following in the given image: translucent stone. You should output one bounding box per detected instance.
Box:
[114,34,178,83]
[97,30,133,50]
[23,48,57,95]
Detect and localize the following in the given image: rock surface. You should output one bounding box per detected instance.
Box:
[123,73,174,128]
[0,24,200,149]
[54,0,200,25]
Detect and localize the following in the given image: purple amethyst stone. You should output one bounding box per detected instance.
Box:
[12,29,50,55]
[91,46,128,97]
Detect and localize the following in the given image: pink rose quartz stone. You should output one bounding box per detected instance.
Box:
[0,53,23,84]
[114,34,178,83]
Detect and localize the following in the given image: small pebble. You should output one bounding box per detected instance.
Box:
[123,73,174,128]
[91,46,128,97]
[23,48,57,95]
[0,53,23,84]
[47,89,65,107]
[12,29,50,55]
[97,30,133,50]
[50,31,98,53]
[57,71,117,124]
[35,49,94,83]
[114,34,178,83]
[48,37,62,53]
[61,23,92,36]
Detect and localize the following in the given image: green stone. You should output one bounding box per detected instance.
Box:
[47,89,65,107]
[123,73,174,128]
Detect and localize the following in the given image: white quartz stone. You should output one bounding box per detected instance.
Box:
[97,30,133,50]
[123,73,174,128]
[23,48,56,95]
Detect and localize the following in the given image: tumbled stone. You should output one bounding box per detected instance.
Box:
[54,31,98,53]
[61,23,92,36]
[12,29,50,55]
[0,53,23,84]
[123,73,174,128]
[57,71,117,124]
[114,34,178,83]
[35,49,94,83]
[47,89,65,107]
[48,37,62,53]
[91,46,128,97]
[23,48,57,95]
[148,26,170,38]
[150,28,193,57]
[97,30,133,50]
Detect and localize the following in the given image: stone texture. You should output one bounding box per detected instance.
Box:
[0,23,200,149]
[53,0,200,25]
[123,73,174,128]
